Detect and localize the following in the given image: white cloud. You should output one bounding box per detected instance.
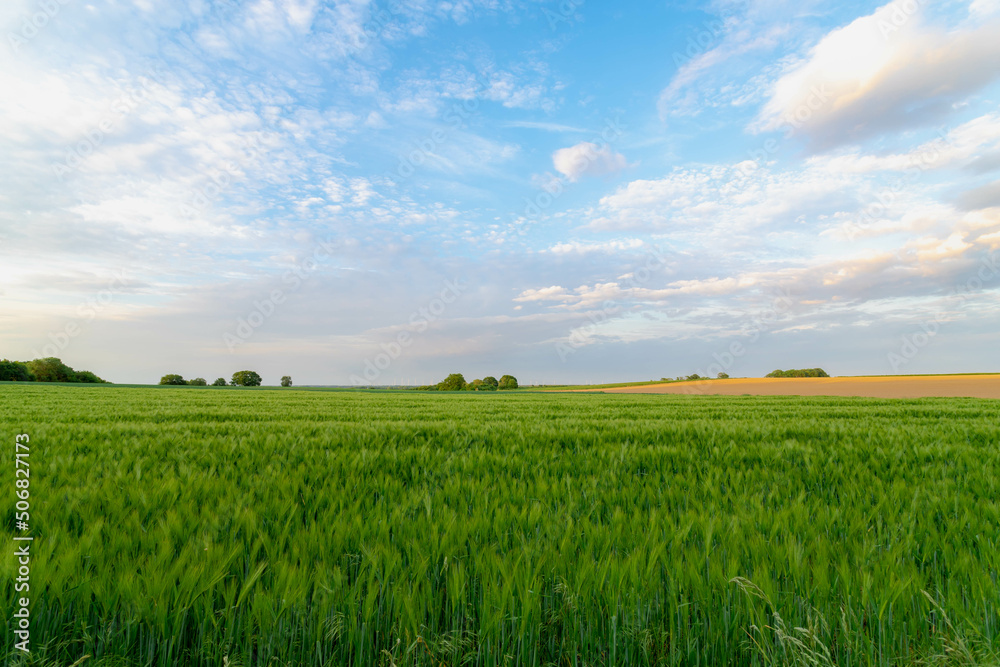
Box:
[552,142,628,181]
[547,239,645,254]
[905,232,973,261]
[754,1,1000,149]
[810,114,1000,176]
[970,0,1000,17]
[589,161,857,236]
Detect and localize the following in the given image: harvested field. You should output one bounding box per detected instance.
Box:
[588,374,1000,398]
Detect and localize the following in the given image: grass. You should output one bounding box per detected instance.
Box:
[2,384,998,666]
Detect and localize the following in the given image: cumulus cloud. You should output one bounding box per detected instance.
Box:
[754,0,1000,150]
[552,142,628,181]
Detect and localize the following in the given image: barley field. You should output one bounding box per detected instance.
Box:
[2,384,998,666]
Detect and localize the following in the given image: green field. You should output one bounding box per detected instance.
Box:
[2,385,999,666]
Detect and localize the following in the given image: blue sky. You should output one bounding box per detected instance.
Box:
[2,0,999,385]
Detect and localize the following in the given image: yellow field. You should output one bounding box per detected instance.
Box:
[582,374,1000,398]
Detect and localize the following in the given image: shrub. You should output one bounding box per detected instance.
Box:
[188,378,208,386]
[212,378,227,387]
[159,374,186,385]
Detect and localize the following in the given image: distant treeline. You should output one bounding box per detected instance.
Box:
[159,371,272,387]
[0,357,108,383]
[765,368,830,378]
[416,373,518,391]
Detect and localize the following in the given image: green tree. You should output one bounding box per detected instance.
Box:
[188,378,208,386]
[212,378,227,386]
[231,370,263,387]
[159,374,186,385]
[28,358,77,382]
[281,376,292,387]
[498,375,518,390]
[0,360,35,382]
[76,370,108,383]
[717,372,730,379]
[468,379,484,391]
[481,376,499,391]
[437,373,467,391]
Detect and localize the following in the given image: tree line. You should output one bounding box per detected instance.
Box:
[0,357,107,383]
[765,368,829,378]
[417,373,518,391]
[159,371,292,387]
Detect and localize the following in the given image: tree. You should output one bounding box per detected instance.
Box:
[159,374,186,385]
[437,373,467,391]
[468,378,484,391]
[76,370,108,383]
[231,370,263,387]
[0,360,34,382]
[212,378,227,386]
[498,375,518,390]
[188,378,207,386]
[687,373,702,381]
[480,376,499,391]
[281,376,292,387]
[717,372,730,379]
[27,358,77,382]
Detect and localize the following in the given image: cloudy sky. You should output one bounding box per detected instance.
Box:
[2,0,999,385]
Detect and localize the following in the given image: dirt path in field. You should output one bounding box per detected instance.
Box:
[574,375,1000,399]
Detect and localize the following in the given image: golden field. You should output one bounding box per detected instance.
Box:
[587,374,1000,398]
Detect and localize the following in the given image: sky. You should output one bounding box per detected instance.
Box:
[1,0,999,386]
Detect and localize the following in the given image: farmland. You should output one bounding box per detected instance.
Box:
[2,384,999,666]
[592,375,1000,399]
